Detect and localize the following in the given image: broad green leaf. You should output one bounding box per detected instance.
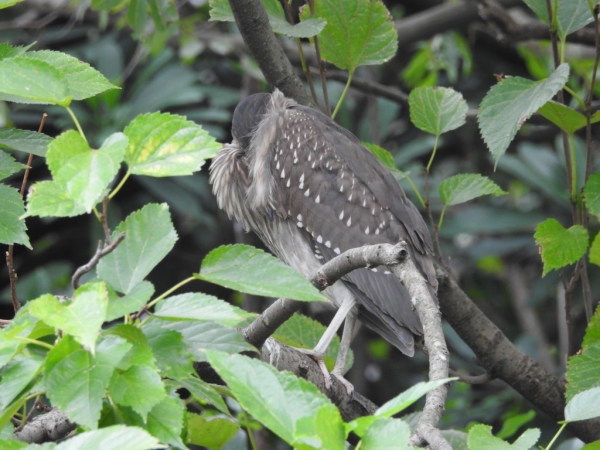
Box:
[523,0,593,38]
[534,219,589,276]
[124,112,220,177]
[522,0,548,23]
[29,282,109,352]
[565,386,600,421]
[538,101,598,134]
[273,314,353,373]
[360,417,410,447]
[142,324,195,380]
[119,396,185,449]
[0,43,34,60]
[154,292,254,327]
[157,320,255,359]
[0,0,25,10]
[187,412,238,448]
[590,232,600,267]
[496,410,536,439]
[178,376,230,415]
[478,64,569,165]
[108,365,166,420]
[566,306,600,401]
[0,357,43,409]
[103,324,157,370]
[209,0,326,38]
[44,335,132,429]
[21,51,117,101]
[300,0,398,71]
[128,0,149,38]
[197,244,325,302]
[376,378,454,418]
[467,424,540,450]
[439,174,507,206]
[206,350,345,449]
[106,280,155,321]
[409,86,468,136]
[97,203,178,294]
[0,57,71,106]
[0,128,51,157]
[0,150,25,180]
[0,440,28,449]
[0,184,30,247]
[91,0,124,10]
[55,425,162,450]
[24,181,81,218]
[584,172,600,219]
[49,131,126,211]
[363,142,408,182]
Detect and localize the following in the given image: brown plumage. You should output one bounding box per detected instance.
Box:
[210,90,437,387]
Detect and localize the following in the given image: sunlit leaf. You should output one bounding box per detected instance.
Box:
[467,424,540,450]
[439,174,507,206]
[584,172,600,219]
[566,306,600,401]
[187,412,238,448]
[0,184,30,247]
[565,386,600,421]
[409,86,468,136]
[534,218,589,276]
[0,128,51,157]
[55,425,162,450]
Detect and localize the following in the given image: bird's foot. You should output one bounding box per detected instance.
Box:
[295,348,333,391]
[331,369,355,398]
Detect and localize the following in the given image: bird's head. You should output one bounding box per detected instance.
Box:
[231,92,271,151]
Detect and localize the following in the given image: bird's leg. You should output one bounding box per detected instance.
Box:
[331,305,358,396]
[296,296,357,391]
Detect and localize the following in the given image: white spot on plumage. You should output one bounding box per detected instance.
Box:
[294,150,297,158]
[281,169,285,178]
[308,153,312,161]
[365,226,370,235]
[334,248,340,254]
[384,271,391,275]
[316,254,323,260]
[347,217,351,227]
[276,161,280,170]
[297,222,303,228]
[339,210,344,220]
[299,173,305,183]
[294,158,298,164]
[340,185,344,193]
[317,235,323,243]
[375,228,380,235]
[371,208,375,215]
[348,193,353,201]
[362,200,366,207]
[371,268,378,272]
[297,214,302,221]
[312,161,316,168]
[286,178,290,187]
[274,154,278,161]
[304,188,310,197]
[325,240,331,248]
[315,194,320,203]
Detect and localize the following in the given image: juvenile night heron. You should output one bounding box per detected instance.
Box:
[210,89,437,393]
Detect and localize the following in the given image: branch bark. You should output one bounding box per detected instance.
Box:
[13,408,75,443]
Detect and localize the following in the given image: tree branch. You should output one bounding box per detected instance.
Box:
[13,408,76,444]
[71,232,126,290]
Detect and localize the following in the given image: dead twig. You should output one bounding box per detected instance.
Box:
[71,232,126,290]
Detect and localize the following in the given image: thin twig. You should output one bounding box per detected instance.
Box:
[99,196,112,244]
[0,319,11,327]
[448,368,491,384]
[71,232,126,290]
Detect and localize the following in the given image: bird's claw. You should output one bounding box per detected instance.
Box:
[332,370,355,398]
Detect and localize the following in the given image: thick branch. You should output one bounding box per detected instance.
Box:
[13,408,75,443]
[228,0,313,106]
[438,272,600,442]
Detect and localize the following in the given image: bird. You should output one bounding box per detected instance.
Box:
[210,89,437,394]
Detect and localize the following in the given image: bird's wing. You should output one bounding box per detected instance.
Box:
[266,105,436,353]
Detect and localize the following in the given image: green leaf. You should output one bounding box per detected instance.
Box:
[103,324,157,370]
[178,376,230,415]
[0,0,26,10]
[124,112,220,177]
[24,181,80,218]
[197,244,325,302]
[44,335,132,429]
[0,128,51,157]
[109,365,166,420]
[478,63,569,165]
[363,142,408,182]
[142,324,195,380]
[0,150,26,180]
[0,184,30,247]
[97,203,178,294]
[566,306,600,401]
[360,417,410,447]
[157,320,255,359]
[29,282,109,352]
[154,293,255,327]
[584,172,600,219]
[128,0,149,38]
[409,86,468,136]
[538,101,596,134]
[0,43,34,60]
[187,412,238,448]
[209,0,326,38]
[375,378,454,418]
[534,219,589,276]
[555,0,593,39]
[106,281,155,321]
[496,410,536,439]
[91,0,124,10]
[0,357,43,410]
[300,0,398,71]
[273,314,353,373]
[119,396,185,449]
[55,425,162,450]
[590,232,600,267]
[0,57,71,106]
[565,386,600,421]
[439,174,507,206]
[206,350,345,449]
[467,424,540,450]
[21,51,117,101]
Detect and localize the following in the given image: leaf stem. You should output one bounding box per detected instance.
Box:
[108,171,131,200]
[569,133,577,202]
[65,106,87,143]
[545,422,567,450]
[145,276,196,311]
[426,134,440,172]
[563,86,586,110]
[332,70,353,120]
[241,408,258,450]
[404,174,425,209]
[14,336,54,350]
[438,205,447,230]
